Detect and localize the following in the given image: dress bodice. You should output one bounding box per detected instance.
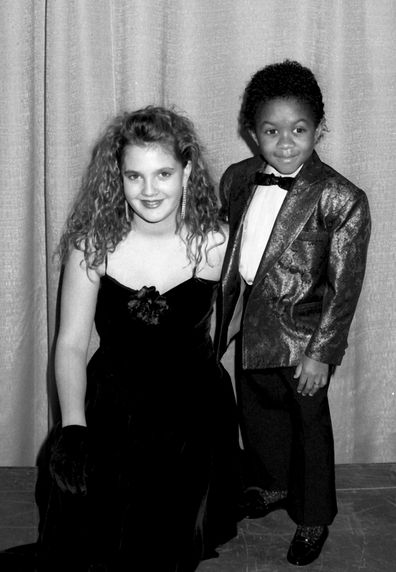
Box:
[94,274,219,359]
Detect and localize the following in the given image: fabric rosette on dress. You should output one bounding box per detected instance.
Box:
[127,286,169,326]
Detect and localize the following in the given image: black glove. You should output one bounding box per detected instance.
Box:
[49,425,90,495]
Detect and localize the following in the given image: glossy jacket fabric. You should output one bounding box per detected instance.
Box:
[215,151,371,369]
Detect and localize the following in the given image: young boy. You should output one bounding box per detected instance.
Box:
[215,60,371,566]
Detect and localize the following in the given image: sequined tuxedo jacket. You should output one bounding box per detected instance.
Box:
[215,151,371,369]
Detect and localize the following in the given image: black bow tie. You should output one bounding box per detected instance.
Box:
[254,171,295,191]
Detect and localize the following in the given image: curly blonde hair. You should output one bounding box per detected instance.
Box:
[57,106,223,268]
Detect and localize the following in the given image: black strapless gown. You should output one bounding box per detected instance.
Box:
[36,275,239,571]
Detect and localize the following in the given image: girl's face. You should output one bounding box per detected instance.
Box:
[253,97,322,175]
[122,143,191,228]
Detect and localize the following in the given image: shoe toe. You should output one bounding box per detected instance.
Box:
[287,526,328,566]
[238,489,287,520]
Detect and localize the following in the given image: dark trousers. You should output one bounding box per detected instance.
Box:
[236,363,338,526]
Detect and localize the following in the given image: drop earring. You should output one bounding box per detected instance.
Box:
[181,186,187,220]
[125,200,131,222]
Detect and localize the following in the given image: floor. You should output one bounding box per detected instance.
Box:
[0,464,395,571]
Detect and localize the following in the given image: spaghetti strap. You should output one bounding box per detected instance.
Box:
[104,254,108,275]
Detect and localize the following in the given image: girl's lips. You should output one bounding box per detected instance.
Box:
[141,200,163,208]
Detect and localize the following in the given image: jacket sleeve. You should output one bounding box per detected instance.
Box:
[305,189,371,365]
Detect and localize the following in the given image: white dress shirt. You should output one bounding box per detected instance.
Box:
[239,165,302,284]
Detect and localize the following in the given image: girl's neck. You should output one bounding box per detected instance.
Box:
[131,216,182,240]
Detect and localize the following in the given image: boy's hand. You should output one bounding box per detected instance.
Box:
[293,355,329,396]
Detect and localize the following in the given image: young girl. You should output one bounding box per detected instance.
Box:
[36,106,238,571]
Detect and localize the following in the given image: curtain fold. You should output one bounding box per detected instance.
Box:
[0,0,47,464]
[0,0,395,465]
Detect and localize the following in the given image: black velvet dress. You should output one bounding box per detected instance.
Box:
[37,274,239,571]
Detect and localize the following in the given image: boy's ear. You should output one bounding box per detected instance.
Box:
[250,130,259,145]
[314,119,326,143]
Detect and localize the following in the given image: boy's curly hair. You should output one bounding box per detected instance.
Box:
[240,59,326,131]
[56,106,223,269]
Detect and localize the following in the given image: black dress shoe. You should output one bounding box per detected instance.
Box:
[287,525,329,566]
[237,487,287,520]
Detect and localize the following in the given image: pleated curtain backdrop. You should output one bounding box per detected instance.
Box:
[0,0,395,465]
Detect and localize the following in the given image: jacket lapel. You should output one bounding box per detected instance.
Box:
[253,152,325,288]
[222,158,263,284]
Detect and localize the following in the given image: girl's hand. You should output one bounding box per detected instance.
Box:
[50,425,90,495]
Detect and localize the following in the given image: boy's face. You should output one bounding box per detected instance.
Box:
[253,97,322,175]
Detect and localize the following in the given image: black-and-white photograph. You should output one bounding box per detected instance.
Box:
[0,1,395,571]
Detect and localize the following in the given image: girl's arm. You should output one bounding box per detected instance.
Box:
[55,248,100,427]
[204,224,229,278]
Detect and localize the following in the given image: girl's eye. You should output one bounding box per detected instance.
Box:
[126,172,139,181]
[295,127,306,134]
[159,171,172,179]
[263,129,277,136]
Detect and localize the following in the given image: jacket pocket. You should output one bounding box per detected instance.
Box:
[293,301,323,312]
[295,230,329,243]
[291,301,323,334]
